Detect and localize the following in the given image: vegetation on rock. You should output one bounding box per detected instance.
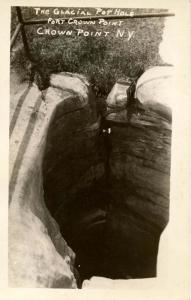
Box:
[11,7,167,97]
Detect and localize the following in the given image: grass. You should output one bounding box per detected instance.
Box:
[11,6,167,97]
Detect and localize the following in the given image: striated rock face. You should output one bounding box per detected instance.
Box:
[102,66,172,279]
[9,67,172,287]
[9,72,98,288]
[43,72,101,216]
[43,67,172,283]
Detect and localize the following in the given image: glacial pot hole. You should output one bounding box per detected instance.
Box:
[9,68,172,288]
[42,71,171,287]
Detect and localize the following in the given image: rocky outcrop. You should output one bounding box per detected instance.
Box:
[106,66,172,220]
[9,67,172,287]
[9,72,98,288]
[102,66,172,278]
[106,79,132,109]
[42,72,102,216]
[42,67,172,283]
[135,66,173,121]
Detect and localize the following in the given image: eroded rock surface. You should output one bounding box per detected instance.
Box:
[9,72,96,288]
[9,67,172,287]
[43,67,172,283]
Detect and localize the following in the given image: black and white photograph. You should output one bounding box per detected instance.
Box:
[1,0,190,297]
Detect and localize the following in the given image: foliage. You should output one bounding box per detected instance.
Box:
[11,7,166,97]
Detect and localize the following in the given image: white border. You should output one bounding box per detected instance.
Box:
[0,0,190,298]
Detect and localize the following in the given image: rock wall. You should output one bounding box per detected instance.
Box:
[42,67,172,282]
[43,73,101,217]
[102,66,172,278]
[9,67,172,287]
[106,66,172,229]
[9,72,97,288]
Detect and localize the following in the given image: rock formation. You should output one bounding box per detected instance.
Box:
[9,72,97,288]
[9,67,172,288]
[43,67,172,283]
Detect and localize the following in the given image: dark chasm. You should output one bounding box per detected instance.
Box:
[42,88,170,287]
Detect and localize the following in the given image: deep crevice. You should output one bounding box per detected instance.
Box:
[42,95,169,287]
